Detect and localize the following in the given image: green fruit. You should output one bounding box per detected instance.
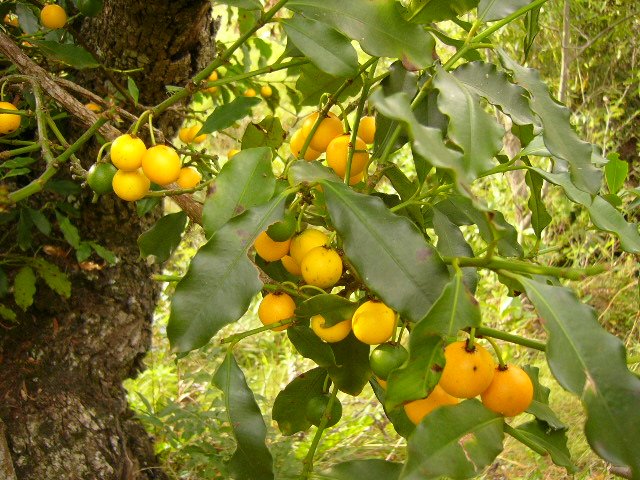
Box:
[369,343,409,380]
[305,394,342,427]
[87,162,117,194]
[266,210,296,242]
[77,0,104,17]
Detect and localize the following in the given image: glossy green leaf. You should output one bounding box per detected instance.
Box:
[433,66,503,179]
[282,16,358,77]
[241,116,286,150]
[478,0,533,22]
[288,160,339,185]
[295,63,363,106]
[525,169,551,238]
[14,266,36,311]
[507,422,575,471]
[370,378,415,438]
[452,61,536,126]
[318,459,403,479]
[55,211,81,249]
[406,0,478,24]
[384,166,424,228]
[401,400,504,479]
[321,180,449,322]
[202,147,276,236]
[89,242,117,264]
[295,294,357,327]
[517,275,640,476]
[213,352,274,480]
[27,207,51,236]
[327,333,371,395]
[522,365,566,431]
[604,152,628,195]
[432,209,477,292]
[167,195,286,353]
[127,76,139,106]
[288,0,435,68]
[34,41,100,69]
[385,334,444,410]
[499,51,602,194]
[16,4,39,34]
[523,5,541,62]
[32,259,71,298]
[272,367,326,435]
[199,96,261,135]
[137,212,188,263]
[287,326,337,368]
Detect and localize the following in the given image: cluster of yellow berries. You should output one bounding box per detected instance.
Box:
[290,112,376,184]
[109,134,201,201]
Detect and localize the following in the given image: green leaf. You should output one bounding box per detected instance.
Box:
[478,0,533,22]
[433,66,503,179]
[327,333,371,395]
[452,61,536,126]
[406,0,479,24]
[295,294,357,327]
[507,422,575,471]
[14,266,36,311]
[0,268,8,297]
[89,242,117,264]
[1,157,37,169]
[318,459,403,479]
[17,209,32,251]
[531,168,640,253]
[288,0,435,68]
[522,365,566,431]
[16,3,39,34]
[33,41,100,69]
[499,51,602,194]
[76,242,92,263]
[202,147,276,236]
[370,378,415,438]
[401,400,504,479]
[516,275,640,476]
[0,304,16,322]
[55,211,81,249]
[127,76,140,106]
[287,326,337,368]
[320,180,449,322]
[385,334,444,410]
[137,212,188,263]
[432,209,477,292]
[295,63,363,107]
[604,152,628,195]
[167,194,286,353]
[524,169,551,238]
[199,96,261,135]
[26,207,51,236]
[272,367,326,435]
[241,116,286,150]
[31,259,71,298]
[213,352,274,480]
[282,16,358,77]
[523,5,541,62]
[288,160,340,185]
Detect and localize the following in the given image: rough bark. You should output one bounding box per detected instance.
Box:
[0,1,215,478]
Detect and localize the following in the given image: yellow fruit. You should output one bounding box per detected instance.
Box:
[40,4,67,29]
[228,148,240,159]
[254,231,291,262]
[311,314,351,343]
[4,14,19,27]
[289,229,328,265]
[0,102,21,135]
[349,171,364,185]
[439,341,496,399]
[301,246,342,289]
[403,385,460,425]
[281,255,301,276]
[112,169,150,201]
[176,167,202,189]
[326,135,369,179]
[357,116,376,144]
[301,112,343,152]
[481,365,534,416]
[205,71,219,94]
[258,292,296,331]
[290,129,321,161]
[110,134,147,171]
[179,125,206,144]
[244,88,257,97]
[85,102,102,113]
[352,300,396,345]
[141,145,182,186]
[261,85,273,97]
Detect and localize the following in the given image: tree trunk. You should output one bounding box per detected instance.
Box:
[0,1,215,478]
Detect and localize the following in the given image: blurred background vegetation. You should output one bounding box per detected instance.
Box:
[124,1,639,478]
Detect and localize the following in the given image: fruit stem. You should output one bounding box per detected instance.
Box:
[485,336,506,369]
[298,284,328,296]
[151,274,182,282]
[466,328,476,351]
[263,282,310,299]
[96,141,112,163]
[219,317,296,345]
[300,384,339,479]
[147,113,156,146]
[474,326,546,352]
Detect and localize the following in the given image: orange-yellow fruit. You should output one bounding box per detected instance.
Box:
[176,167,202,189]
[4,14,19,27]
[40,4,67,29]
[205,71,219,94]
[254,231,291,262]
[311,314,351,343]
[357,116,376,144]
[261,85,273,97]
[289,229,328,265]
[110,134,146,171]
[349,171,364,185]
[351,300,396,345]
[85,102,102,113]
[0,102,21,135]
[481,365,534,416]
[112,169,150,202]
[439,341,496,399]
[326,135,369,179]
[403,385,460,425]
[290,129,321,161]
[244,88,257,97]
[258,292,296,331]
[228,148,240,159]
[141,145,182,186]
[301,111,343,152]
[179,125,206,144]
[281,255,301,276]
[300,246,342,289]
